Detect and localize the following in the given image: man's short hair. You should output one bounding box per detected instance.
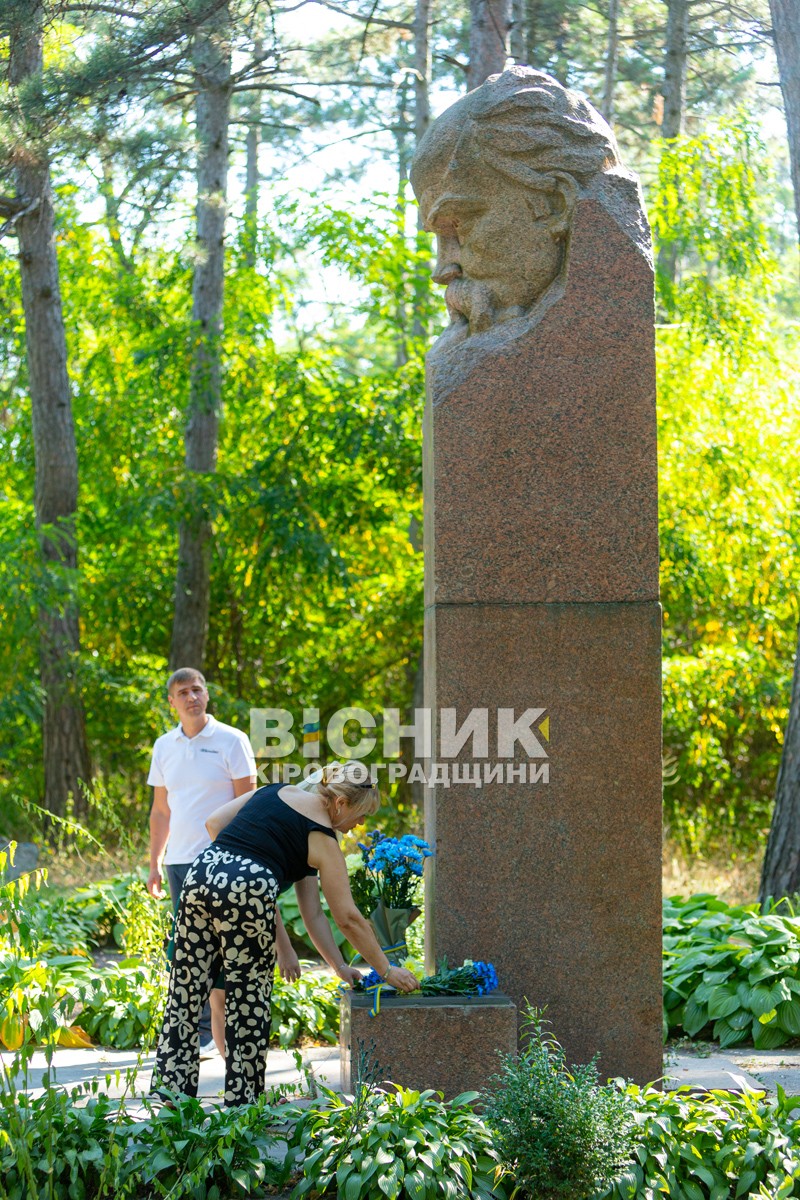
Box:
[167,668,206,695]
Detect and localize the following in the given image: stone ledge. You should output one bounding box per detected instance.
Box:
[340,993,517,1100]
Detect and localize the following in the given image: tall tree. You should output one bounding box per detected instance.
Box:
[602,0,620,124]
[414,0,431,143]
[467,0,511,88]
[1,0,91,818]
[50,1,277,671]
[242,36,263,269]
[759,0,800,904]
[662,0,690,140]
[170,2,232,669]
[760,624,800,901]
[769,0,800,247]
[657,0,690,292]
[411,0,432,340]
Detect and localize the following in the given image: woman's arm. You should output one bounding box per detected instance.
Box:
[205,788,257,840]
[274,911,301,983]
[306,834,418,992]
[294,876,361,986]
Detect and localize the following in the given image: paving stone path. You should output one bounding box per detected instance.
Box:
[666,1046,800,1096]
[6,1042,800,1103]
[2,1043,341,1108]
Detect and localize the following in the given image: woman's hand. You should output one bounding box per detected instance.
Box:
[277,945,302,983]
[335,964,363,987]
[385,965,419,994]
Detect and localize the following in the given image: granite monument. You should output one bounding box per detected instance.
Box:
[411,66,662,1083]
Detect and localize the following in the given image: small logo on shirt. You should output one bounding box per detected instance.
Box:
[199,748,220,754]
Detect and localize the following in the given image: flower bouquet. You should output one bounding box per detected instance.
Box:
[349,832,433,965]
[356,957,499,1014]
[419,958,499,997]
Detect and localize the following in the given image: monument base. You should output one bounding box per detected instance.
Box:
[340,993,517,1099]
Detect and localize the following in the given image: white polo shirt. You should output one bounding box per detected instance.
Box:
[147,715,256,865]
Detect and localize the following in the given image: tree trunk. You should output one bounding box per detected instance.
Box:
[602,0,619,124]
[657,0,690,293]
[510,0,526,62]
[414,0,431,146]
[170,4,231,671]
[394,79,411,368]
[760,623,800,901]
[9,3,91,818]
[662,0,689,140]
[467,0,511,89]
[243,37,263,269]
[770,0,800,251]
[411,0,431,341]
[523,0,541,66]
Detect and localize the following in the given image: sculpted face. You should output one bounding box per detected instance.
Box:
[412,102,570,340]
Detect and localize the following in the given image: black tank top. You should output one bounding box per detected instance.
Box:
[213,783,336,890]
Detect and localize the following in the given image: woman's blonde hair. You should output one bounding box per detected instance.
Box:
[298,760,381,820]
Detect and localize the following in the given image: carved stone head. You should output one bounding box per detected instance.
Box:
[411,67,644,361]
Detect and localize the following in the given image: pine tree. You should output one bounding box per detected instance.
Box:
[0,0,92,818]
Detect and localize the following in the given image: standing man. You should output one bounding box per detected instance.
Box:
[147,667,300,1057]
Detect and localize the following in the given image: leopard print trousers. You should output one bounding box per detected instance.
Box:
[153,846,279,1106]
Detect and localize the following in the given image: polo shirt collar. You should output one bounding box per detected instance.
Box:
[173,714,216,740]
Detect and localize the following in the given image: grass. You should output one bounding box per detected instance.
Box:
[662,837,762,904]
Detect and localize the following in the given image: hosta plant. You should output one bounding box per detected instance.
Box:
[270,967,341,1047]
[663,894,800,1049]
[286,1083,508,1199]
[0,1084,289,1200]
[75,959,165,1050]
[599,1083,800,1199]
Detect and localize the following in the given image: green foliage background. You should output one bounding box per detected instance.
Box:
[0,100,797,860]
[655,121,800,855]
[0,194,428,834]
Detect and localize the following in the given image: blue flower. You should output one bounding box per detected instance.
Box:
[360,969,384,989]
[471,961,499,996]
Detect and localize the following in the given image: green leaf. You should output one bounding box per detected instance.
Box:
[736,1170,757,1196]
[691,1164,721,1190]
[344,1172,362,1200]
[748,983,785,1017]
[776,997,800,1036]
[752,1018,789,1050]
[682,996,710,1036]
[404,1169,427,1200]
[378,1165,402,1199]
[707,985,741,1019]
[714,1017,749,1048]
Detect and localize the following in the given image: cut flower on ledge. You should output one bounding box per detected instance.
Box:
[356,958,499,999]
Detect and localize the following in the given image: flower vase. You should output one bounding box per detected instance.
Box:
[367,900,420,964]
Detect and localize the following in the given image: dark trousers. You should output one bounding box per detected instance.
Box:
[166,861,215,1044]
[155,847,279,1106]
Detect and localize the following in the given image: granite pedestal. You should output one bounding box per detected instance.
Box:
[340,993,518,1099]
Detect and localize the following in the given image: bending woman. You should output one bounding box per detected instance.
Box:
[152,761,419,1106]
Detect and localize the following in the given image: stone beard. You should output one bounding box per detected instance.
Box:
[410,66,648,365]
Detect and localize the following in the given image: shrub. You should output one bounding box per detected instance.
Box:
[663,893,800,1048]
[287,1080,508,1198]
[0,1085,289,1199]
[599,1084,800,1199]
[482,1008,637,1200]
